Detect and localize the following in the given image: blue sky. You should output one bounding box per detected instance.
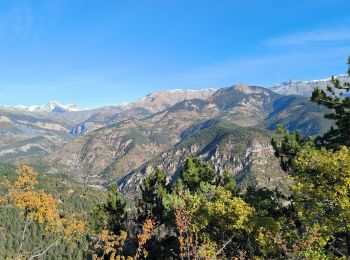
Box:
[0,0,350,108]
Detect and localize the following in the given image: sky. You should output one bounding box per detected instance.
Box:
[0,0,350,108]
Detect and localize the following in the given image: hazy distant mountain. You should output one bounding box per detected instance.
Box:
[259,95,333,136]
[270,74,349,97]
[0,105,121,160]
[0,112,72,161]
[0,100,80,113]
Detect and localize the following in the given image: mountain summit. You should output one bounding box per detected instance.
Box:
[40,100,79,113]
[270,74,349,97]
[0,100,79,113]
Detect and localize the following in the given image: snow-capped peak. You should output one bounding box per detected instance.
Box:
[270,74,349,97]
[39,100,78,112]
[0,100,80,113]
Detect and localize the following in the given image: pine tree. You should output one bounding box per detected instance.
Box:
[271,124,312,171]
[89,183,127,234]
[104,184,127,233]
[179,156,216,191]
[311,56,350,148]
[140,168,168,222]
[216,170,238,195]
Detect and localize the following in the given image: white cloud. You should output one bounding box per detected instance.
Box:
[264,26,350,45]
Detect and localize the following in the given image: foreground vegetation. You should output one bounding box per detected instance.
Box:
[0,163,106,259]
[0,56,349,259]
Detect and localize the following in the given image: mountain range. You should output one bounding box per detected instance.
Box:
[0,89,217,161]
[0,100,80,113]
[1,75,347,195]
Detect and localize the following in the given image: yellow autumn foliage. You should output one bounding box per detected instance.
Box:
[292,145,350,231]
[1,162,86,258]
[90,230,130,260]
[14,163,38,190]
[11,190,60,224]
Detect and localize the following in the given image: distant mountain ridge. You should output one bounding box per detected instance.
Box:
[126,88,216,113]
[0,100,80,113]
[2,74,348,114]
[0,89,216,115]
[70,88,216,135]
[270,74,349,96]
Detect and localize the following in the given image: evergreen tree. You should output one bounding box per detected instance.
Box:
[179,156,216,191]
[89,204,108,234]
[90,184,126,234]
[271,124,312,171]
[311,56,350,148]
[140,168,169,222]
[216,170,238,195]
[104,184,127,233]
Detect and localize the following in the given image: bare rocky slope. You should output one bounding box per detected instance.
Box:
[44,118,173,187]
[119,119,289,197]
[70,89,216,135]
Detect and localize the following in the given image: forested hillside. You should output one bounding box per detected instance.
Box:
[0,163,106,259]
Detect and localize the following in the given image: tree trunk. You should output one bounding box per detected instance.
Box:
[29,239,60,260]
[346,229,350,257]
[15,218,32,260]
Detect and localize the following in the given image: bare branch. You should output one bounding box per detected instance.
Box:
[29,238,60,260]
[15,218,33,260]
[215,235,234,257]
